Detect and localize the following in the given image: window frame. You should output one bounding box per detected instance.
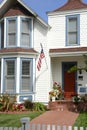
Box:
[3,58,16,93]
[20,58,33,93]
[66,14,80,46]
[6,17,17,47]
[20,17,32,48]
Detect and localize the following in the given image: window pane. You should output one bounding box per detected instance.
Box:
[7,19,16,46]
[69,18,77,32]
[5,77,15,92]
[22,77,31,91]
[69,33,77,44]
[21,19,30,47]
[8,20,16,33]
[4,60,15,93]
[8,34,16,46]
[21,60,32,92]
[21,34,30,46]
[22,61,30,75]
[67,16,78,45]
[22,20,29,33]
[7,61,15,75]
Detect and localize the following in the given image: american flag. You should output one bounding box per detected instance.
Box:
[37,48,45,71]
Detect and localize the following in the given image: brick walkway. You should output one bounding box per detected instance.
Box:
[30,110,79,126]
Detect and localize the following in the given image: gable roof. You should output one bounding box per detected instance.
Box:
[0,0,49,28]
[52,0,87,12]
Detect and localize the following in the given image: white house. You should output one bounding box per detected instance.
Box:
[47,0,87,98]
[0,0,87,104]
[0,0,50,103]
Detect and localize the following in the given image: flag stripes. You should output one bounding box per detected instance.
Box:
[37,48,45,71]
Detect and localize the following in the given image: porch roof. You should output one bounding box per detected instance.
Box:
[49,47,87,57]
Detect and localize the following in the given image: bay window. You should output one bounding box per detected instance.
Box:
[0,16,32,48]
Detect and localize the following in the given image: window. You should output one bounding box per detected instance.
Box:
[0,20,4,48]
[20,59,33,92]
[4,59,16,93]
[21,18,31,47]
[7,18,17,47]
[0,17,32,48]
[66,15,80,46]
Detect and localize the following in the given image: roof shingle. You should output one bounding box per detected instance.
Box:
[53,0,87,12]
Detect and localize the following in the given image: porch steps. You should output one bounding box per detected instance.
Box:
[48,100,72,111]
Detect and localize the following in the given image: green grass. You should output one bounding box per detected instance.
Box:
[0,111,44,127]
[73,112,87,128]
[0,111,87,128]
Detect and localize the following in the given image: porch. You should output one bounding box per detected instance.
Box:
[48,97,87,112]
[50,55,87,100]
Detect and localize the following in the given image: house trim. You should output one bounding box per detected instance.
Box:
[49,47,87,57]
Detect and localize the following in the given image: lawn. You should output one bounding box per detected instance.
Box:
[0,111,44,127]
[73,112,87,128]
[0,111,87,128]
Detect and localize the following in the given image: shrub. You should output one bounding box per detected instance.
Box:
[24,100,34,110]
[81,94,87,102]
[0,93,17,111]
[34,102,46,111]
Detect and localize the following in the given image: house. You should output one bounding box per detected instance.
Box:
[47,0,87,98]
[0,0,49,103]
[0,0,87,104]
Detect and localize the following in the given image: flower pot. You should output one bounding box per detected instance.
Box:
[52,96,55,102]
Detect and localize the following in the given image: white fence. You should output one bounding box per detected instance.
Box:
[0,117,87,130]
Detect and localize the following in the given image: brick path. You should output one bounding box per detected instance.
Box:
[30,110,79,126]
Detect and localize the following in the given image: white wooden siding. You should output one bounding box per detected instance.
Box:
[34,20,49,102]
[48,10,87,49]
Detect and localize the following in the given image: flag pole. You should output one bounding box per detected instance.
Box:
[40,43,48,69]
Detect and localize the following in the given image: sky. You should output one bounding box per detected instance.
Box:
[0,0,87,22]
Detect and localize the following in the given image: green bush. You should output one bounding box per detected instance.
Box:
[81,94,87,102]
[0,93,17,111]
[34,102,46,111]
[24,100,34,110]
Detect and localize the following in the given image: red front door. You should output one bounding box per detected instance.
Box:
[63,62,77,99]
[64,71,76,98]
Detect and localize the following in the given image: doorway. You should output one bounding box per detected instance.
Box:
[62,62,77,99]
